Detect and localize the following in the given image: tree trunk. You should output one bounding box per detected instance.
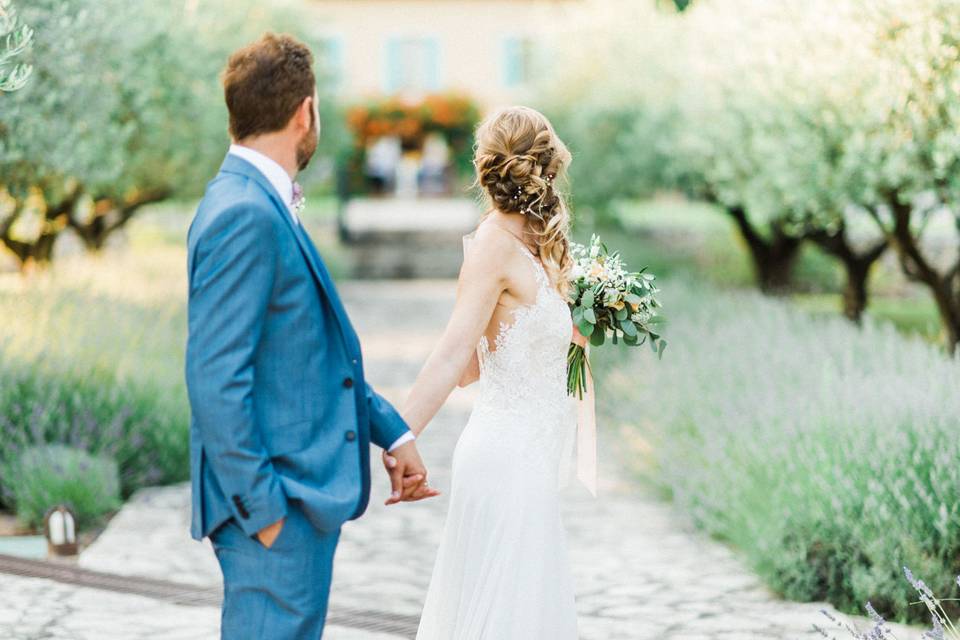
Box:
[842,260,871,323]
[0,189,81,269]
[882,198,960,353]
[726,205,801,294]
[808,226,888,323]
[69,188,172,251]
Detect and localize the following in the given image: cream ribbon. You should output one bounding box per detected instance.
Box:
[576,347,598,497]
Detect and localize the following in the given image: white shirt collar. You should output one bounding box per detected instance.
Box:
[228,144,295,212]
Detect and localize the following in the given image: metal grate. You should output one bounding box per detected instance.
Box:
[0,553,419,637]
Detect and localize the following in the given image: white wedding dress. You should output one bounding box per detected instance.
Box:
[416,240,579,639]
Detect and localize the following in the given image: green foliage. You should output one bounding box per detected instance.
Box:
[0,0,320,262]
[555,104,673,228]
[0,354,188,502]
[0,240,190,505]
[0,0,31,91]
[546,0,960,327]
[602,279,960,623]
[2,445,120,529]
[539,1,679,229]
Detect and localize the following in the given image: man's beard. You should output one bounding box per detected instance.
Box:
[296,119,319,172]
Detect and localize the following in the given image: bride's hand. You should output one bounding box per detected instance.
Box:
[572,323,588,347]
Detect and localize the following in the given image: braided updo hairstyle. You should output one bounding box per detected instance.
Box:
[474,106,573,294]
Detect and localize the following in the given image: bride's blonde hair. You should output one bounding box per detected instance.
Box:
[473,106,573,294]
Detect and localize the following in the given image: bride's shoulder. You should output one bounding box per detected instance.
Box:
[458,222,520,288]
[465,222,518,262]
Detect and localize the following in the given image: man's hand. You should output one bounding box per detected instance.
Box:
[256,517,285,549]
[382,441,441,505]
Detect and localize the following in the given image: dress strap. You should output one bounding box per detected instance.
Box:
[516,243,550,289]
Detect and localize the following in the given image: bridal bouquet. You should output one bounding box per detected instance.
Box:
[567,235,666,398]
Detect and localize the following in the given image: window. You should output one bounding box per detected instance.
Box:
[315,37,344,88]
[385,37,441,94]
[503,37,536,88]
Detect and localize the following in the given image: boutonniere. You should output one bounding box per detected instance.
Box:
[291,182,306,218]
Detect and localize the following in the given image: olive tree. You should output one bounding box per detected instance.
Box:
[0,0,118,264]
[679,0,891,315]
[0,0,309,267]
[838,0,960,350]
[0,0,31,92]
[682,0,960,338]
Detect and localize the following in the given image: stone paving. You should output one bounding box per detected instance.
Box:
[2,280,924,639]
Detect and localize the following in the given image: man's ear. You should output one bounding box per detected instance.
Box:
[297,96,313,131]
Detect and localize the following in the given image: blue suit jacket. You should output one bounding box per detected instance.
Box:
[185,154,410,541]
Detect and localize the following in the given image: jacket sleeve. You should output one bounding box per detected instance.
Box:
[365,383,412,451]
[186,205,287,537]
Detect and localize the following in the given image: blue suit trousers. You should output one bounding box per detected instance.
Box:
[211,502,340,639]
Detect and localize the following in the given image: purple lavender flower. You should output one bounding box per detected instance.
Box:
[904,566,935,599]
[923,615,944,640]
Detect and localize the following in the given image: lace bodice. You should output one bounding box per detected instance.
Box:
[474,246,572,425]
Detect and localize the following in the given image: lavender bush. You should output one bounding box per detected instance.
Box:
[600,279,960,623]
[2,444,120,528]
[816,568,960,639]
[0,244,189,510]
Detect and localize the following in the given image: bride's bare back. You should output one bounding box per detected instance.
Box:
[455,214,563,386]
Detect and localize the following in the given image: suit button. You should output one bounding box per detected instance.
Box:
[345,430,356,442]
[343,377,354,388]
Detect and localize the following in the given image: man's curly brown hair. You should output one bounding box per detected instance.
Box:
[222,33,316,141]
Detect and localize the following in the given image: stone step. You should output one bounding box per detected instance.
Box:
[340,197,480,279]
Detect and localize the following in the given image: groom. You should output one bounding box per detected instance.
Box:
[185,33,437,639]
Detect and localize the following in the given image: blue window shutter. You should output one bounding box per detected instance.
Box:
[385,37,402,93]
[425,37,441,91]
[503,37,521,87]
[321,37,344,88]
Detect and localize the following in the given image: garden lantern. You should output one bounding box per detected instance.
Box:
[44,505,78,557]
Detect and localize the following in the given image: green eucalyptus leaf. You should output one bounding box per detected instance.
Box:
[657,339,668,359]
[577,319,595,336]
[590,328,606,347]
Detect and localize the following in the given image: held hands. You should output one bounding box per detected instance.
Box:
[256,440,437,547]
[382,441,441,505]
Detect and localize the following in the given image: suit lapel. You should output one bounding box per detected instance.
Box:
[290,222,362,355]
[219,154,361,356]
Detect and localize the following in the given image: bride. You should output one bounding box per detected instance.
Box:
[396,106,582,638]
